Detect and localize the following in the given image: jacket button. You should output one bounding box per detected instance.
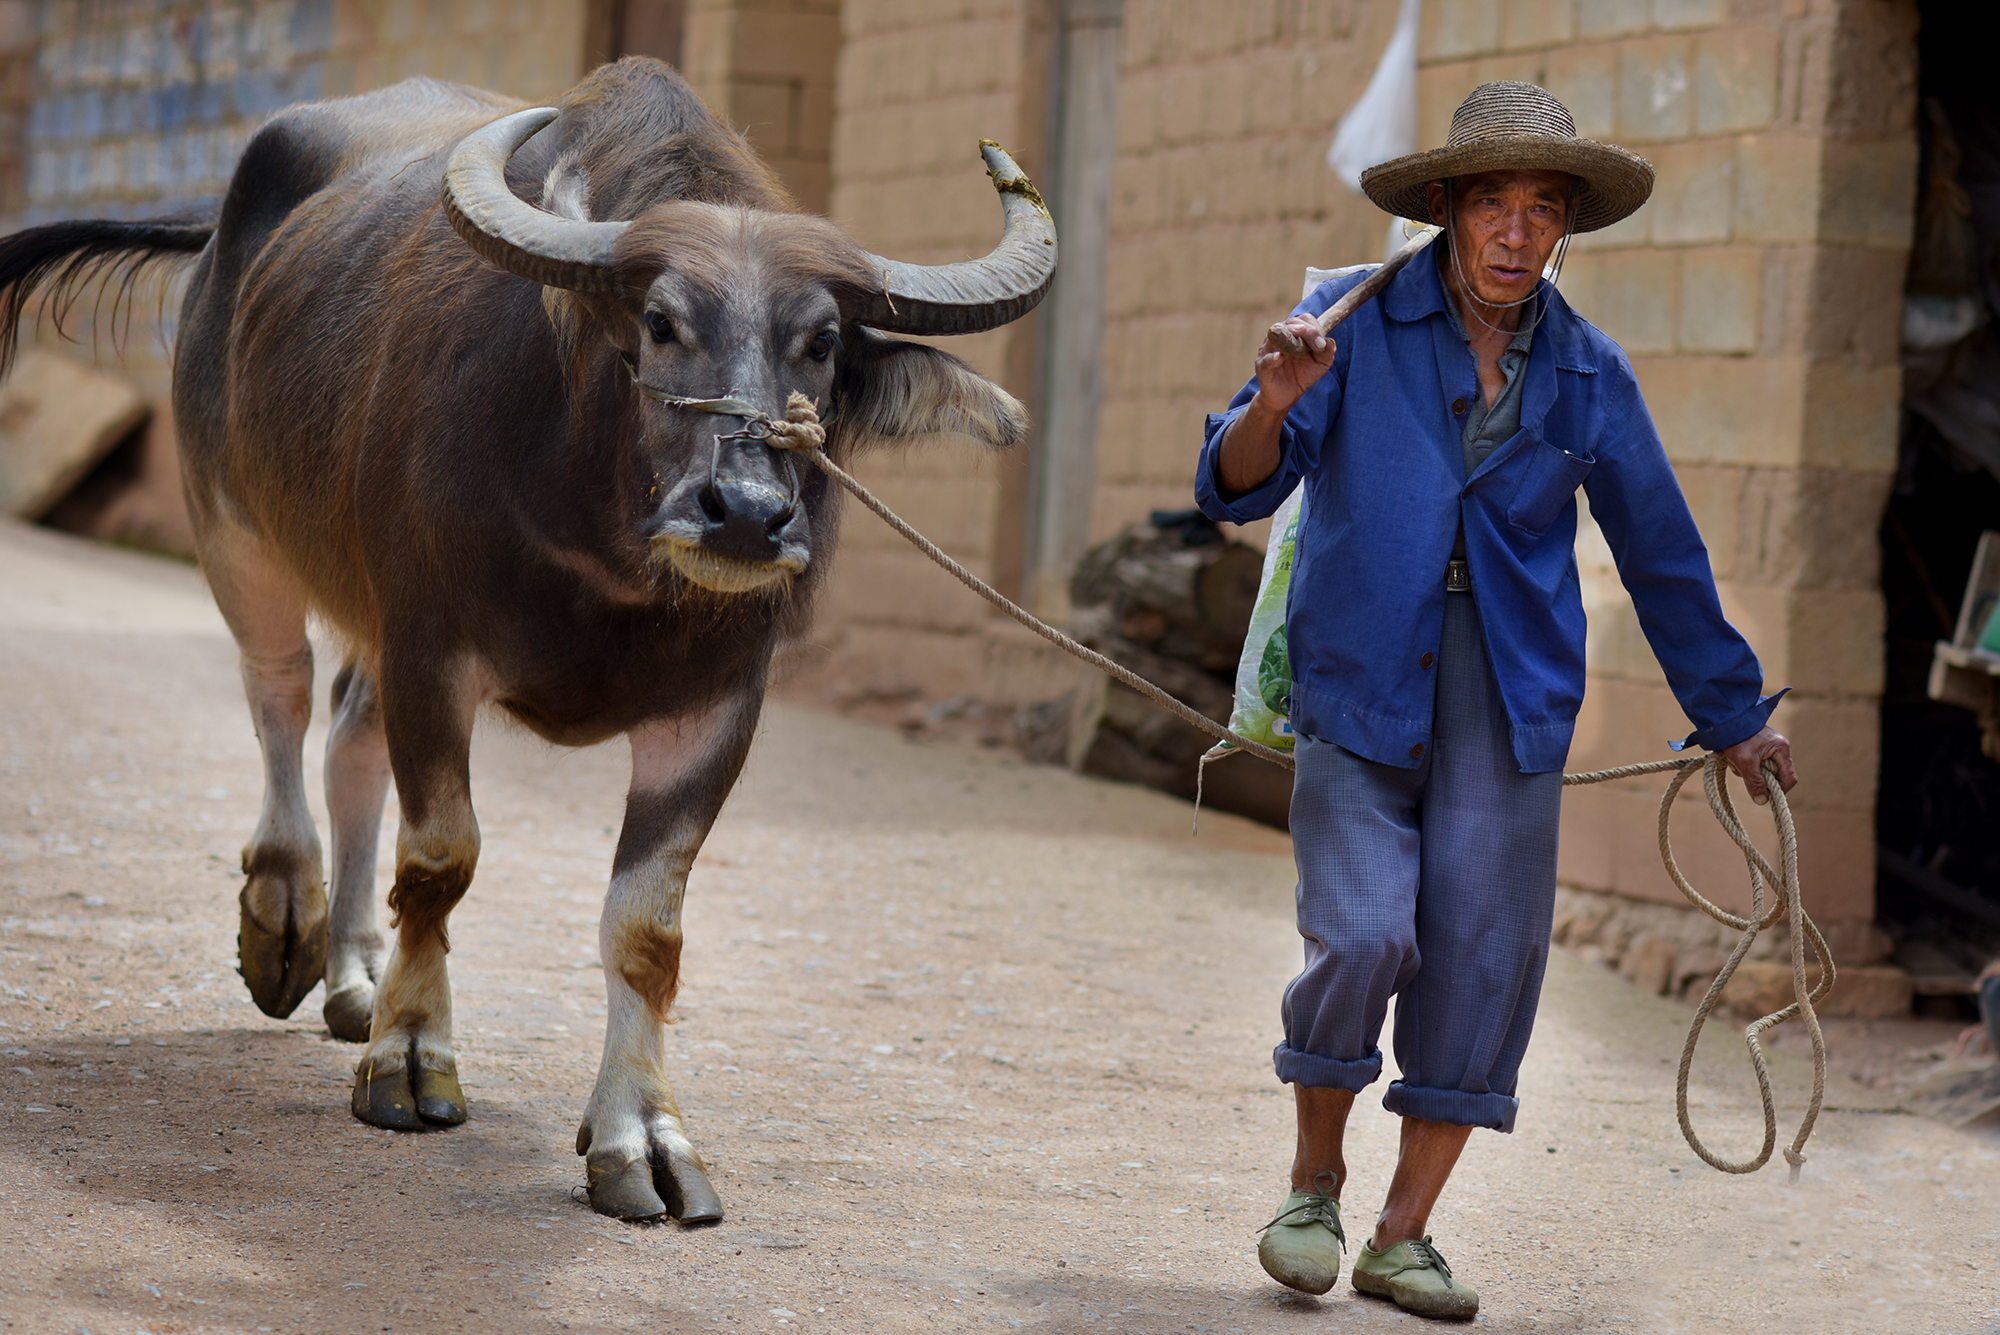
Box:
[1421,652,1435,669]
[1410,742,1425,759]
[1452,398,1467,414]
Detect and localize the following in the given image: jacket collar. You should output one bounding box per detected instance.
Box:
[1383,247,1593,375]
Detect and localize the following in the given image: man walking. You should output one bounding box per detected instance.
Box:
[1194,82,1798,1319]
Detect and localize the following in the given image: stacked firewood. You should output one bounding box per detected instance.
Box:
[1015,509,1292,828]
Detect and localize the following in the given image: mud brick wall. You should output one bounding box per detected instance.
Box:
[1406,0,1914,929]
[1095,4,1393,542]
[683,0,839,213]
[809,0,1061,706]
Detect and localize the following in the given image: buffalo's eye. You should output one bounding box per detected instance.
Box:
[807,330,841,363]
[644,312,676,344]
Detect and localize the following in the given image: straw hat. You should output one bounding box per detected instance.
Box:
[1359,81,1654,233]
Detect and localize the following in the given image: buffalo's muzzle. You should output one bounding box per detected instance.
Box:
[696,475,802,565]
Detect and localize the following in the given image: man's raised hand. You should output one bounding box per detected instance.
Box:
[1254,315,1337,416]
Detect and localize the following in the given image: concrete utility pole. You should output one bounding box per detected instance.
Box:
[1025,0,1122,621]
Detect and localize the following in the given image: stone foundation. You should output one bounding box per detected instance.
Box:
[1553,883,1909,1018]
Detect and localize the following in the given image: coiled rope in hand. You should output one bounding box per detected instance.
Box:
[1560,753,1827,1181]
[682,388,1830,1179]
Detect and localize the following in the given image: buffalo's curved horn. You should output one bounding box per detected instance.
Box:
[848,141,1058,336]
[442,106,630,294]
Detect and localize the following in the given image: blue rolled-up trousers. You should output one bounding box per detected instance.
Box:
[1276,591,1562,1132]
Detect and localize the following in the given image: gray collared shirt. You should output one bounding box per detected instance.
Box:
[1442,281,1538,562]
[1441,286,1538,479]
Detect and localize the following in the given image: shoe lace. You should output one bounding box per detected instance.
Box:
[1257,1171,1346,1250]
[1407,1236,1456,1286]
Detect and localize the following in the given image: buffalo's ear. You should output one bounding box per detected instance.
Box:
[831,328,1027,454]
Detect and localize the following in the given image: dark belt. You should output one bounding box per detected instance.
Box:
[1446,560,1472,593]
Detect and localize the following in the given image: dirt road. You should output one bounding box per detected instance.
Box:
[3,518,1997,1335]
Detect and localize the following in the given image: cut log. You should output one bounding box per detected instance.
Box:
[0,350,150,520]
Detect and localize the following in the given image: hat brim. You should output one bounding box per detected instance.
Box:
[1359,135,1655,232]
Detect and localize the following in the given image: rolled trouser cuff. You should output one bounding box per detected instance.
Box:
[1274,1042,1383,1091]
[1382,1080,1519,1132]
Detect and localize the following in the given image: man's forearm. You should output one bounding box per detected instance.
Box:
[1217,393,1288,497]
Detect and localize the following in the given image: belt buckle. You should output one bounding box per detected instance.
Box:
[1445,560,1471,593]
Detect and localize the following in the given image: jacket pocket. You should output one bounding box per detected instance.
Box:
[1505,438,1595,536]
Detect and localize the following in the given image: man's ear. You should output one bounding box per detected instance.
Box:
[1425,179,1450,227]
[831,328,1028,455]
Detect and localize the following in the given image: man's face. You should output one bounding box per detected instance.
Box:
[1424,170,1573,309]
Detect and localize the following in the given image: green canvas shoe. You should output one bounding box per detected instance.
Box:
[1351,1235,1478,1319]
[1255,1172,1345,1295]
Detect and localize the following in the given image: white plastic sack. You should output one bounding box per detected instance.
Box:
[1326,0,1422,194]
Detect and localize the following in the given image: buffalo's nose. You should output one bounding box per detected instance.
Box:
[695,476,799,562]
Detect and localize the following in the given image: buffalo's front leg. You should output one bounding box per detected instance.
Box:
[576,694,760,1222]
[350,654,484,1130]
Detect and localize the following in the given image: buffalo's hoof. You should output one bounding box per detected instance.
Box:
[578,1121,724,1224]
[323,983,374,1043]
[585,1154,672,1220]
[238,859,327,1019]
[352,1055,465,1130]
[414,1065,467,1125]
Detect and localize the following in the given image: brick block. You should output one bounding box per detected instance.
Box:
[1567,198,1650,253]
[1630,355,1801,467]
[1799,358,1900,474]
[1417,60,1480,158]
[1475,50,1544,88]
[1693,25,1777,135]
[1763,694,1881,813]
[1722,962,1911,1019]
[1735,467,1891,592]
[1652,0,1724,30]
[1422,0,1502,61]
[1816,136,1919,251]
[1501,0,1572,52]
[1676,246,1761,354]
[1645,136,1734,245]
[1715,583,1884,697]
[731,9,843,80]
[1588,247,1678,354]
[1618,37,1692,144]
[1576,0,1650,41]
[1732,132,1820,243]
[1542,41,1618,139]
[1791,245,1904,368]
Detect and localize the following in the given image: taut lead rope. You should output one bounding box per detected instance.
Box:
[639,378,1829,1181]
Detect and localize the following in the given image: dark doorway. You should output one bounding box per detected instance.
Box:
[1875,0,2000,995]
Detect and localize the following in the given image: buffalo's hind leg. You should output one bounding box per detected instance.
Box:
[201,527,327,1018]
[350,652,483,1130]
[576,694,760,1223]
[322,661,392,1041]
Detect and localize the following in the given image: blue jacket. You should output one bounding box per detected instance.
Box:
[1194,256,1781,774]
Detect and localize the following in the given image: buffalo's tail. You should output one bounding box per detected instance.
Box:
[0,214,216,379]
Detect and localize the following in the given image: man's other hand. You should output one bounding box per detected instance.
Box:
[1720,726,1797,806]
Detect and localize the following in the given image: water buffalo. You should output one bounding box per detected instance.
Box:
[0,56,1055,1222]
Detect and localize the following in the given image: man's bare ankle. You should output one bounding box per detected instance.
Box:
[1290,1167,1343,1196]
[1370,1222,1423,1251]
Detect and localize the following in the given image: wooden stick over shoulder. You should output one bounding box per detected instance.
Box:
[1262,226,1440,356]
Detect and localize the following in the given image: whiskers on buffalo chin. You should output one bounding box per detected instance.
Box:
[647,538,804,595]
